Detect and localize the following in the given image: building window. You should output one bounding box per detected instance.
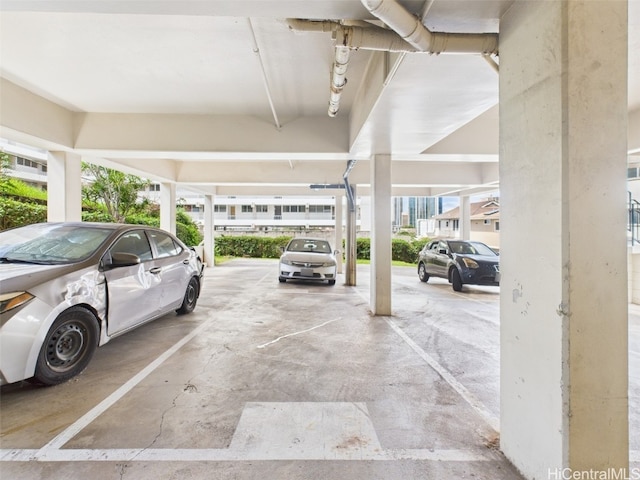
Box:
[149,183,160,192]
[255,205,268,213]
[283,205,305,213]
[16,157,39,169]
[495,221,500,231]
[241,205,253,213]
[309,205,331,213]
[213,205,227,213]
[484,219,491,225]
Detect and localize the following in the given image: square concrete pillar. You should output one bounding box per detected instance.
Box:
[499,2,628,478]
[160,182,177,234]
[204,194,215,267]
[47,151,82,222]
[370,154,392,315]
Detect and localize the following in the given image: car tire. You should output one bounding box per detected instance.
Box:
[33,306,99,386]
[177,277,200,314]
[418,262,429,282]
[278,277,286,283]
[451,269,463,292]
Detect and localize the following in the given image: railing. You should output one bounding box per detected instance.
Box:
[629,192,640,245]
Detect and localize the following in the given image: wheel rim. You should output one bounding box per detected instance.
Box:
[46,322,86,372]
[186,280,197,307]
[419,264,425,279]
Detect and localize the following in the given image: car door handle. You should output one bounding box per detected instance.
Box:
[149,267,162,274]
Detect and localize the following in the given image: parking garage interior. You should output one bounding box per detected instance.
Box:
[1,1,640,479]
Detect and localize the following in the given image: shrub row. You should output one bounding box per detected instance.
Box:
[214,235,431,263]
[0,197,47,231]
[355,237,430,263]
[214,235,292,259]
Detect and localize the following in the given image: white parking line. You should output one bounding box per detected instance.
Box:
[384,318,500,433]
[1,447,493,462]
[37,313,218,454]
[351,286,500,432]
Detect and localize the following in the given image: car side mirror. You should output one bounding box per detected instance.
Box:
[439,249,447,255]
[103,252,141,269]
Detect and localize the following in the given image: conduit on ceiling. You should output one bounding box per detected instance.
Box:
[287,0,499,117]
[247,18,282,130]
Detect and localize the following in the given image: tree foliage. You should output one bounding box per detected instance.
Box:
[0,152,11,188]
[81,163,151,223]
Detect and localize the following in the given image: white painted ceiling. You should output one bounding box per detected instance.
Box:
[0,0,638,197]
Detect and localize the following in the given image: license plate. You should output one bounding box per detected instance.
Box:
[301,268,314,277]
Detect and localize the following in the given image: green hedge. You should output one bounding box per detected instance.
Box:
[355,237,428,263]
[215,235,292,259]
[0,197,47,230]
[215,235,431,263]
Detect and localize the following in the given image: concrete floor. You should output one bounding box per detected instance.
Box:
[1,259,637,479]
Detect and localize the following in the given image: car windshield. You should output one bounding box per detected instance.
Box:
[0,223,113,264]
[449,241,497,256]
[287,239,332,253]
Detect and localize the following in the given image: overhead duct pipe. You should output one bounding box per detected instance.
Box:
[360,0,498,55]
[329,46,351,117]
[287,1,499,117]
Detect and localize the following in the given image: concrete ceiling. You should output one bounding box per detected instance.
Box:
[0,0,638,198]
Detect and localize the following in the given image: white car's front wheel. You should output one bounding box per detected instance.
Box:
[33,306,99,386]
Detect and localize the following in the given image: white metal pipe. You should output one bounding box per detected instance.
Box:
[483,54,500,73]
[247,18,281,130]
[329,46,351,117]
[286,18,336,33]
[360,0,498,55]
[334,25,417,52]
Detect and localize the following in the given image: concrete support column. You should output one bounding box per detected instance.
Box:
[160,182,176,234]
[459,195,471,240]
[499,2,628,478]
[46,151,82,222]
[370,154,392,315]
[204,194,215,268]
[335,192,344,274]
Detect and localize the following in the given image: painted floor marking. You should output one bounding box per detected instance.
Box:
[384,317,500,433]
[1,402,493,463]
[0,447,492,462]
[350,286,499,433]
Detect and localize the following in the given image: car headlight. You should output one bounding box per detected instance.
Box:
[0,292,35,314]
[461,258,479,269]
[280,258,293,266]
[322,262,336,267]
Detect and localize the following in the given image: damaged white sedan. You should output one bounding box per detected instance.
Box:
[278,238,338,285]
[0,222,204,386]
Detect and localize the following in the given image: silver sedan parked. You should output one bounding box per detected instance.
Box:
[278,238,338,285]
[0,222,204,386]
